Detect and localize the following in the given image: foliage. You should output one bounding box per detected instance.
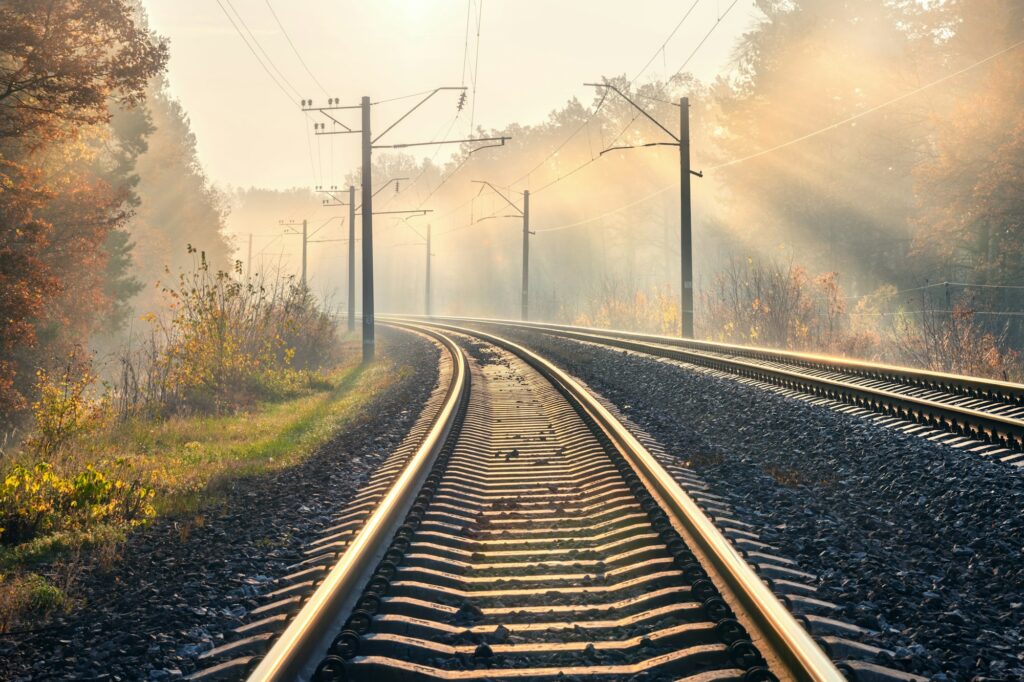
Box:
[0,572,70,633]
[0,0,167,145]
[0,462,154,546]
[573,281,680,336]
[700,257,854,352]
[0,0,166,427]
[887,299,1023,381]
[117,251,341,416]
[24,351,108,459]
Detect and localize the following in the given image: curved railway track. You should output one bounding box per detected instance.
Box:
[415,317,1024,463]
[234,322,847,681]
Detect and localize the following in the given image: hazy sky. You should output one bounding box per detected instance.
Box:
[142,1,759,191]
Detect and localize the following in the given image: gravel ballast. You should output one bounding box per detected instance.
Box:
[487,327,1024,682]
[1,327,439,681]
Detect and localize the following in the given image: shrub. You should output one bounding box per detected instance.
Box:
[0,573,70,633]
[0,462,154,546]
[116,249,341,416]
[24,351,108,459]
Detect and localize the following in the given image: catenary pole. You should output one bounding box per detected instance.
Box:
[347,185,356,332]
[680,97,694,338]
[522,190,530,321]
[360,96,374,362]
[425,224,432,317]
[301,219,308,288]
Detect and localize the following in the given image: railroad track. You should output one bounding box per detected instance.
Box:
[223,321,854,681]
[416,316,1024,464]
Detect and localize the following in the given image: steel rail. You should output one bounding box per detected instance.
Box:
[247,325,468,682]
[412,316,1024,451]
[415,320,844,682]
[425,315,1024,405]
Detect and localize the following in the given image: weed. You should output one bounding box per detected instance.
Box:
[0,573,71,632]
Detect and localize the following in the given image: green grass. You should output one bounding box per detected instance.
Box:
[99,353,405,514]
[0,343,411,630]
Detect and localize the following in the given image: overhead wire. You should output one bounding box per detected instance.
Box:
[534,32,1024,234]
[504,0,703,191]
[706,36,1024,171]
[222,0,303,99]
[263,0,330,96]
[469,0,484,134]
[532,0,742,199]
[214,0,295,104]
[214,0,319,188]
[433,2,726,237]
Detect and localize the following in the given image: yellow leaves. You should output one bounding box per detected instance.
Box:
[0,461,155,545]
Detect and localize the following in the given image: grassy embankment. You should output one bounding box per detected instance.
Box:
[0,339,407,631]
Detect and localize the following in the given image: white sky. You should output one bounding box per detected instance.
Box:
[142,0,760,191]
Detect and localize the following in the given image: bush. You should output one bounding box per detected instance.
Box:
[117,249,341,416]
[24,351,108,459]
[0,573,70,632]
[0,462,154,546]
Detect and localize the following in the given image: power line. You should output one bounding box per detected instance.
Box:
[460,0,472,87]
[670,0,742,80]
[536,3,1012,235]
[506,0,705,191]
[708,36,1024,171]
[531,0,742,198]
[263,0,330,96]
[469,0,484,133]
[214,0,295,104]
[632,0,701,82]
[214,0,318,187]
[222,0,302,99]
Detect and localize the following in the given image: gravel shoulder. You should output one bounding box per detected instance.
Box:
[1,327,439,681]
[489,327,1024,682]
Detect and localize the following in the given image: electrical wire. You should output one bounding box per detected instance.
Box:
[632,0,701,82]
[222,0,302,99]
[263,0,330,96]
[707,36,1024,171]
[505,0,703,190]
[214,0,294,104]
[528,0,742,198]
[469,0,484,133]
[214,0,318,187]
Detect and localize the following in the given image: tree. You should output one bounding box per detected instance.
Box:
[0,0,166,425]
[0,0,166,146]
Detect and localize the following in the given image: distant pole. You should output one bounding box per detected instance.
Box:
[522,190,530,321]
[246,233,252,279]
[680,97,694,338]
[347,185,356,332]
[425,224,432,317]
[301,219,308,288]
[361,96,375,362]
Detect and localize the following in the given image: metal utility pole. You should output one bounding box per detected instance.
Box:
[302,219,308,288]
[361,97,375,361]
[584,82,702,338]
[679,97,693,338]
[280,219,309,287]
[472,180,533,321]
[348,185,356,332]
[304,89,510,362]
[425,224,432,317]
[522,191,530,320]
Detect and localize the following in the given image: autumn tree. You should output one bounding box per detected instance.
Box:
[0,0,166,425]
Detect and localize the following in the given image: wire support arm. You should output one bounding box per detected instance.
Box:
[584,82,679,142]
[372,87,467,144]
[373,135,509,150]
